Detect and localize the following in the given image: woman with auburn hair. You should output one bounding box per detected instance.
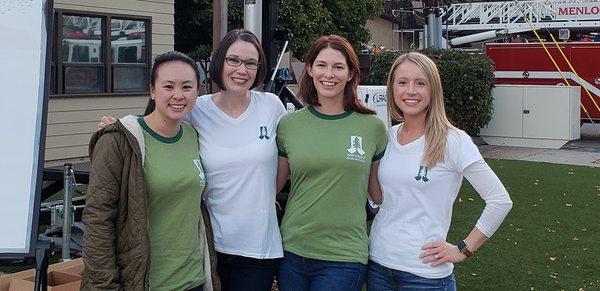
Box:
[275,35,388,290]
[368,52,513,290]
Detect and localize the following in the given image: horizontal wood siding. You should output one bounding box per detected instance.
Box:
[45,96,147,161]
[47,0,173,162]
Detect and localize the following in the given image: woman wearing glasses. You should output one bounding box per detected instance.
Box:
[99,29,286,290]
[189,29,285,291]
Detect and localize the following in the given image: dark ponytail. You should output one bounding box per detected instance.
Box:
[144,51,200,115]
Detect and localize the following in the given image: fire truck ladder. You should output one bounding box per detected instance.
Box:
[443,0,600,34]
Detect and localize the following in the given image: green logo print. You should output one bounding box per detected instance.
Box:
[259,126,270,140]
[415,166,429,182]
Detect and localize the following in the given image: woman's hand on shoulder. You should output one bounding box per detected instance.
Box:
[97,115,117,131]
[419,241,467,267]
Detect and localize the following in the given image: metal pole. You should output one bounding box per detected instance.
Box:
[428,14,435,48]
[265,40,289,92]
[220,0,228,39]
[244,0,262,42]
[434,10,443,48]
[61,163,73,261]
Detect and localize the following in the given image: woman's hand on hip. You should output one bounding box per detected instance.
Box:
[419,241,467,267]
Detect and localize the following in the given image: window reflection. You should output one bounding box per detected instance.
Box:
[111,19,146,64]
[62,15,103,63]
[53,12,150,95]
[64,66,103,93]
[113,67,148,92]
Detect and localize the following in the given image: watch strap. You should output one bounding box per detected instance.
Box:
[457,240,473,257]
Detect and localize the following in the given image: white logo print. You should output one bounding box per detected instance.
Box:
[346,135,366,162]
[193,159,205,180]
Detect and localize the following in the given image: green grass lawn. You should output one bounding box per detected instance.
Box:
[448,159,600,290]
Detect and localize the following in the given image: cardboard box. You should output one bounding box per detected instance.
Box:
[0,258,83,291]
[59,264,84,277]
[8,271,80,291]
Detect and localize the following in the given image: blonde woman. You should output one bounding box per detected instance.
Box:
[368,52,513,290]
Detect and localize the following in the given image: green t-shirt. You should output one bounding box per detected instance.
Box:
[276,107,388,264]
[139,118,206,291]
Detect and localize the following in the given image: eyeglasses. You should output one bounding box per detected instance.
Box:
[225,56,260,70]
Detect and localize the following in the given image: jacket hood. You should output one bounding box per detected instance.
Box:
[89,114,146,165]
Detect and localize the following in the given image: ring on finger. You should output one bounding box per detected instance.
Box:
[434,254,439,259]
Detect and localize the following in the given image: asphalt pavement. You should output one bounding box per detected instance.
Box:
[477,123,600,168]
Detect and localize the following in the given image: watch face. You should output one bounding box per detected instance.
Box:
[457,241,467,252]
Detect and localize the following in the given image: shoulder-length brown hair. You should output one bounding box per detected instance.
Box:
[386,52,456,168]
[298,35,375,115]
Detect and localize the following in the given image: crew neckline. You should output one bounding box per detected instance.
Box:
[307,106,353,120]
[138,117,183,144]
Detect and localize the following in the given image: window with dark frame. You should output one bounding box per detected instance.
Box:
[52,11,151,96]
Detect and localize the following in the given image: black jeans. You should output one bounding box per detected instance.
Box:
[217,252,282,291]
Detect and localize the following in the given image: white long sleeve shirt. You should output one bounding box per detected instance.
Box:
[369,124,513,279]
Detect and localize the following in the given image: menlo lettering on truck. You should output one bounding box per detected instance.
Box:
[556,2,600,20]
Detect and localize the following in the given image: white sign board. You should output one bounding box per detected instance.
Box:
[0,0,51,258]
[556,2,600,20]
[358,85,391,128]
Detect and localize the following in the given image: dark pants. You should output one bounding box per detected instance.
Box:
[367,260,456,291]
[278,251,367,291]
[216,252,281,291]
[187,283,204,291]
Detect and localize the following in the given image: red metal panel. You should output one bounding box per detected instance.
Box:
[486,43,600,120]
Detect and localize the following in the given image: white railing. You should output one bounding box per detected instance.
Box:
[442,0,600,31]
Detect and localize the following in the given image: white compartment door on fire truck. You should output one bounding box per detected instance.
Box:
[358,86,390,128]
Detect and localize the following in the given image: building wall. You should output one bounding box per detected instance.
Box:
[366,18,397,50]
[46,0,174,164]
[366,17,419,51]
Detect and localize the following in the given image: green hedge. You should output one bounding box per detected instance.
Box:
[366,49,495,136]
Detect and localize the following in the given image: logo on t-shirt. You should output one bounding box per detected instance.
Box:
[259,126,270,140]
[193,159,205,180]
[346,135,366,162]
[415,165,429,182]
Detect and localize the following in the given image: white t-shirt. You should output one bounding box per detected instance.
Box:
[186,91,286,259]
[370,123,511,278]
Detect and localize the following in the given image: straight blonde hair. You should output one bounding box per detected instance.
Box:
[386,52,456,168]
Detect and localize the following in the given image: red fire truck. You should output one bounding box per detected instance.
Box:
[486,42,600,122]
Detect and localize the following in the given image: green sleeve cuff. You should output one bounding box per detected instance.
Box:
[278,149,288,158]
[372,150,385,161]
